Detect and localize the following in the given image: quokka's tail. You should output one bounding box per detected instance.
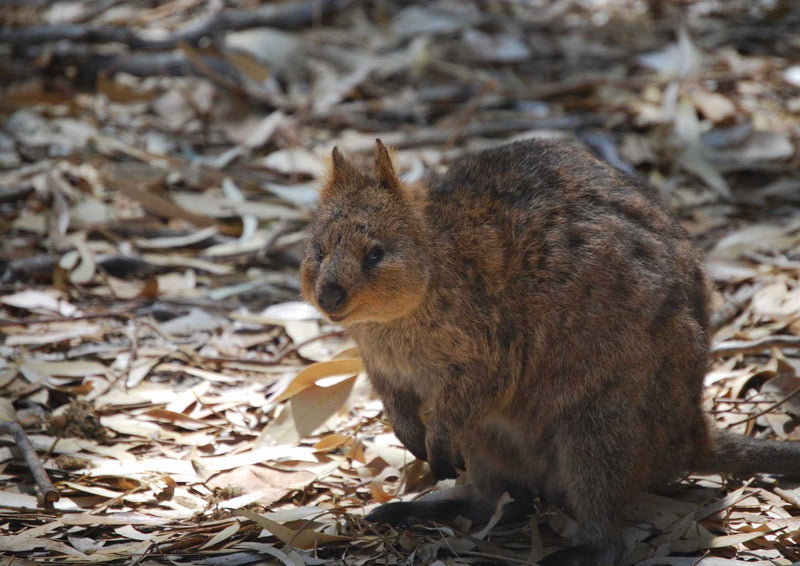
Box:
[694,429,800,477]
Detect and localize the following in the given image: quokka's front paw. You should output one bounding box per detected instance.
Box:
[398,428,428,463]
[425,425,463,479]
[365,502,416,527]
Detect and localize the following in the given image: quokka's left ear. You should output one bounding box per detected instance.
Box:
[320,145,359,199]
[375,139,402,192]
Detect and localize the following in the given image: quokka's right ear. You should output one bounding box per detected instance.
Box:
[332,147,346,171]
[375,139,401,192]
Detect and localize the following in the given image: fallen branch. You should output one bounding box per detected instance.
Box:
[0,422,60,505]
[725,385,800,428]
[712,335,800,357]
[503,70,758,101]
[274,330,349,363]
[0,312,129,328]
[340,115,603,153]
[0,0,344,50]
[197,330,348,367]
[443,80,498,151]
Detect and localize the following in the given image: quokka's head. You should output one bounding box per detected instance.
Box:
[300,140,429,325]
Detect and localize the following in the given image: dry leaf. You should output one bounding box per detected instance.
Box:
[273,357,363,403]
[692,90,737,124]
[234,509,351,550]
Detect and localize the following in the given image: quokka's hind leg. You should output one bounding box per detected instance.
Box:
[365,482,532,527]
[538,416,638,566]
[539,523,625,566]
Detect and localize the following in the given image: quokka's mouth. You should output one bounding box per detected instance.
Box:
[327,312,349,323]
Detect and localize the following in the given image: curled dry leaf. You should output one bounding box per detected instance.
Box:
[369,466,403,504]
[313,434,354,453]
[273,357,363,403]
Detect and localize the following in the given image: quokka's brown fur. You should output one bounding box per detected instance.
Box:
[300,139,800,565]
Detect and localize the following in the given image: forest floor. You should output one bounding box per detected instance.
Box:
[2,1,800,564]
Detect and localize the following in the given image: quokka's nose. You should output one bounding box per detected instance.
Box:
[318,283,347,313]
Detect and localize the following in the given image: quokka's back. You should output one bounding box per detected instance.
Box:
[300,139,800,566]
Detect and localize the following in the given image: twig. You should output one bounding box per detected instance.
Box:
[197,330,347,367]
[461,550,540,565]
[274,330,348,362]
[123,318,140,389]
[341,115,603,153]
[503,70,758,101]
[0,312,131,328]
[0,422,59,504]
[712,335,800,357]
[102,51,233,80]
[444,80,498,151]
[282,509,337,551]
[358,519,405,559]
[712,397,783,405]
[253,218,293,264]
[92,484,147,514]
[725,385,800,428]
[0,0,345,50]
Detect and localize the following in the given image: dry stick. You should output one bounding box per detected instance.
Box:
[712,335,800,358]
[178,40,246,96]
[273,330,348,362]
[713,397,789,405]
[395,115,603,151]
[0,0,345,49]
[443,80,498,151]
[503,69,757,101]
[255,218,292,263]
[190,391,249,434]
[282,510,338,551]
[333,115,602,156]
[461,550,542,565]
[198,330,348,366]
[92,485,147,514]
[690,551,712,566]
[0,312,129,328]
[122,318,140,389]
[0,422,59,504]
[359,520,405,559]
[725,385,800,428]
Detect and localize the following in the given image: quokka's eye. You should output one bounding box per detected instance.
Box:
[364,247,384,265]
[315,248,324,262]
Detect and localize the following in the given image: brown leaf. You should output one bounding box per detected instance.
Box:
[234,509,351,549]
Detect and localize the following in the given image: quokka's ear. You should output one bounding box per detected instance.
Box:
[332,146,347,172]
[375,139,401,191]
[328,145,360,180]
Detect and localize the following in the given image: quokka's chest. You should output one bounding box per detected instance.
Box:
[355,326,455,396]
